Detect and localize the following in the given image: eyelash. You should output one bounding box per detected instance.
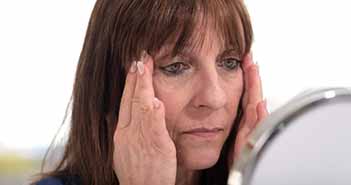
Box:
[217,58,241,71]
[159,62,190,76]
[159,58,241,76]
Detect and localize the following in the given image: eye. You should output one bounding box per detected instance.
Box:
[159,62,190,76]
[218,58,241,71]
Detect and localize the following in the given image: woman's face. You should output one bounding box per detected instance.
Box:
[152,25,244,170]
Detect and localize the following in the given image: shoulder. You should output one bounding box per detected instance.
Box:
[36,177,63,185]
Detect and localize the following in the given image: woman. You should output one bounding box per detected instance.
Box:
[33,0,268,185]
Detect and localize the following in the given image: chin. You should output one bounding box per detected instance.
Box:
[177,145,223,170]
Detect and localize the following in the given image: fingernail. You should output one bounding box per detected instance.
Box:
[129,61,137,73]
[141,50,149,64]
[153,97,161,109]
[137,61,144,75]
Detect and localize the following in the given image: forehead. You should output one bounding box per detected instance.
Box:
[149,3,248,62]
[154,25,237,61]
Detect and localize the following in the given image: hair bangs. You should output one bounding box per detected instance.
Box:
[153,0,253,59]
[124,0,252,63]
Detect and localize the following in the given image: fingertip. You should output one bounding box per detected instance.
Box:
[244,52,252,61]
[145,52,154,74]
[257,99,269,120]
[125,61,138,86]
[129,61,137,73]
[136,61,145,75]
[248,52,253,61]
[242,52,253,70]
[247,65,259,88]
[139,51,155,77]
[244,62,258,83]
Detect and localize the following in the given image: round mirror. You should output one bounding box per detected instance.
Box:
[228,87,351,185]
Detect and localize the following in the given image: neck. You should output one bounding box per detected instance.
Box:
[175,165,200,185]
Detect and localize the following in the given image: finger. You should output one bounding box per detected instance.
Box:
[117,61,138,129]
[243,103,258,131]
[243,64,263,110]
[249,65,263,103]
[130,51,156,125]
[242,52,253,72]
[242,53,253,98]
[242,53,253,107]
[236,104,257,151]
[245,100,268,139]
[150,98,171,144]
[257,99,269,122]
[235,103,257,154]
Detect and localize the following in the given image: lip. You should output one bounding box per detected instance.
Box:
[182,127,224,138]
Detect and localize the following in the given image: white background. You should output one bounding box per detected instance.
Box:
[0,0,350,151]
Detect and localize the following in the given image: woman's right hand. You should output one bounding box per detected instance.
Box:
[113,52,177,185]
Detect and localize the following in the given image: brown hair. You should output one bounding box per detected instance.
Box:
[32,0,253,184]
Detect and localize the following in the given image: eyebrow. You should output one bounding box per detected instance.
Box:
[219,48,241,58]
[181,47,240,60]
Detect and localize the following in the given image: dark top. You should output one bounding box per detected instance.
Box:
[36,177,63,185]
[36,176,80,185]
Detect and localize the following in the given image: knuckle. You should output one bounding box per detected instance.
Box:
[131,97,143,105]
[139,103,152,113]
[132,97,153,113]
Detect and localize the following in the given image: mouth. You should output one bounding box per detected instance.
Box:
[182,127,224,139]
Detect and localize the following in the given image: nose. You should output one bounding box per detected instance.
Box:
[191,67,227,111]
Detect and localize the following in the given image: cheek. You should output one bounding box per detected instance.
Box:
[152,69,194,111]
[221,67,244,98]
[152,74,192,133]
[227,72,244,101]
[152,69,244,134]
[223,69,244,124]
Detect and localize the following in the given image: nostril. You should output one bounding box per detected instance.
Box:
[190,84,227,111]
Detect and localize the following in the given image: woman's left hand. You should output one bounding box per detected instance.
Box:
[228,53,269,167]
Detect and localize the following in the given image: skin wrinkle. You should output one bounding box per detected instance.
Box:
[121,7,248,185]
[152,21,244,185]
[32,1,254,185]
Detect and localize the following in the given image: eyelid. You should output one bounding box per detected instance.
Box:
[217,57,241,71]
[159,61,190,76]
[222,54,241,60]
[219,57,241,64]
[158,54,189,66]
[161,61,189,68]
